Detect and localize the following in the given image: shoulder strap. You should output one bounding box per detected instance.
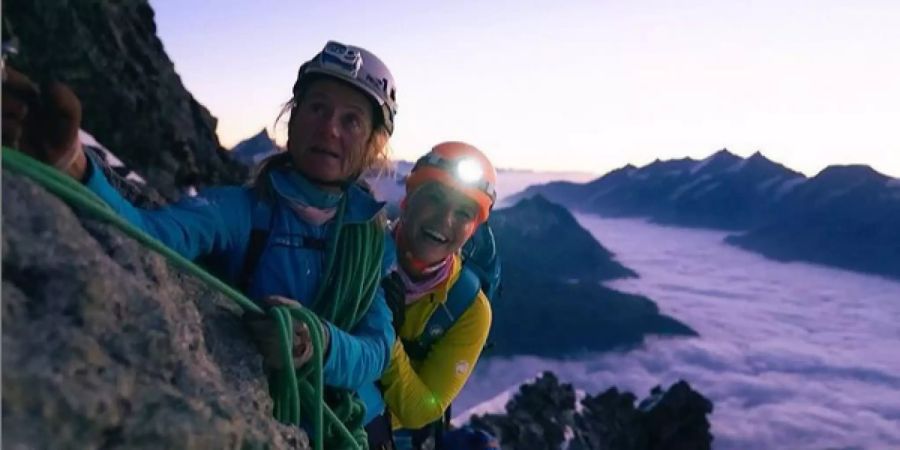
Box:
[460,223,502,300]
[403,266,481,360]
[237,198,276,294]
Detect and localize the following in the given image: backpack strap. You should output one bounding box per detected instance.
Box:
[402,266,481,360]
[237,198,276,294]
[460,223,502,301]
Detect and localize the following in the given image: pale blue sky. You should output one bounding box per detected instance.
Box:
[151,0,900,177]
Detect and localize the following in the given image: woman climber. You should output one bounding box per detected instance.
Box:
[379,142,497,449]
[3,41,400,450]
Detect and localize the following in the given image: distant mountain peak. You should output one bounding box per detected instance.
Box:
[690,148,742,175]
[508,194,564,214]
[710,148,741,161]
[740,150,804,178]
[491,195,637,282]
[748,150,767,160]
[252,128,270,139]
[229,129,280,167]
[813,164,888,183]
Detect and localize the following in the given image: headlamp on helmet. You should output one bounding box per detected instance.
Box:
[406,142,498,223]
[294,40,398,134]
[455,158,485,185]
[320,42,363,76]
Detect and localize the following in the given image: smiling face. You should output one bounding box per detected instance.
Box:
[287,78,375,186]
[399,182,481,272]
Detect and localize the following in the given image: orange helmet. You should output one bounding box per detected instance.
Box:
[406,142,497,223]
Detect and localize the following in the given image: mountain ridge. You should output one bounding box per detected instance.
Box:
[513,149,900,279]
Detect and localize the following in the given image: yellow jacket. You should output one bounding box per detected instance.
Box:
[379,254,492,430]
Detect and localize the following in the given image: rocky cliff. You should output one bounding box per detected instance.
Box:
[3,0,246,200]
[468,372,713,450]
[2,171,305,449]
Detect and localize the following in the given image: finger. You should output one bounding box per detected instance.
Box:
[293,322,310,338]
[2,68,38,149]
[292,338,313,366]
[39,81,81,152]
[2,67,39,103]
[293,324,309,352]
[17,80,83,166]
[1,96,28,147]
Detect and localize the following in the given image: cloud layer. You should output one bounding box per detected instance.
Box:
[457,216,900,450]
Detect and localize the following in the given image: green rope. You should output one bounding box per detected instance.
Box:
[1,148,264,315]
[264,181,384,450]
[2,147,384,450]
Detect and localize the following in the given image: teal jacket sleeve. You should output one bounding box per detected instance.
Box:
[322,233,397,390]
[82,153,248,261]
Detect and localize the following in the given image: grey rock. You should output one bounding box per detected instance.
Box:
[469,372,713,450]
[4,0,248,201]
[2,170,307,449]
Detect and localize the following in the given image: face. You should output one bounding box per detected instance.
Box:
[400,182,480,267]
[288,79,374,185]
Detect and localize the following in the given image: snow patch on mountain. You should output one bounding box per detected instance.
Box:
[756,175,787,193]
[772,177,805,200]
[724,158,748,173]
[78,129,146,184]
[690,181,722,199]
[670,175,713,200]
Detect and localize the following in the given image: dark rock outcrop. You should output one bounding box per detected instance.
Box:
[469,372,714,450]
[490,195,636,282]
[486,197,695,358]
[571,381,714,450]
[3,0,247,200]
[2,171,306,449]
[470,372,576,450]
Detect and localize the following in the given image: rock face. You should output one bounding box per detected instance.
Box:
[490,195,636,282]
[1,171,306,449]
[486,196,695,358]
[470,373,576,450]
[3,0,247,200]
[571,381,714,450]
[469,372,714,450]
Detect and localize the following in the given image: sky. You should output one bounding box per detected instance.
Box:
[150,0,900,178]
[457,215,900,450]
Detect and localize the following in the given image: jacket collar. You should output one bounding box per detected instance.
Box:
[407,254,462,304]
[268,168,385,224]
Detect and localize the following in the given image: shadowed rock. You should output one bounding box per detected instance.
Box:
[4,0,247,201]
[469,372,713,450]
[2,170,306,449]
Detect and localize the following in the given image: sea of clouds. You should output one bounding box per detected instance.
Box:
[456,215,900,450]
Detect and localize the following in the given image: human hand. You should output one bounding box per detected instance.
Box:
[247,295,330,370]
[2,66,87,179]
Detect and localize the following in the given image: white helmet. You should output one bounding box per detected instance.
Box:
[294,41,398,135]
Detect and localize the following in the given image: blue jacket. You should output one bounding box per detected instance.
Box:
[83,156,396,424]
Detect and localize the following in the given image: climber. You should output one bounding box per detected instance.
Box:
[378,142,497,449]
[3,40,400,449]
